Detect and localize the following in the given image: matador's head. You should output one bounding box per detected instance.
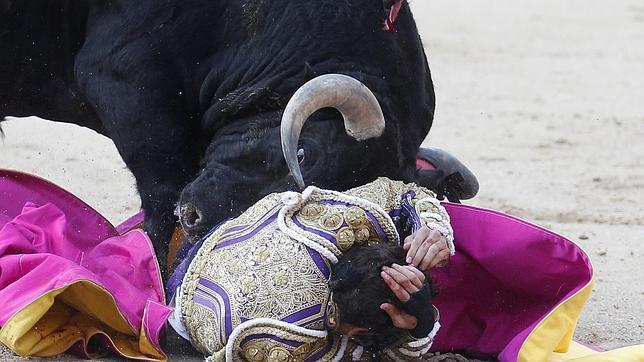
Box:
[328,243,437,350]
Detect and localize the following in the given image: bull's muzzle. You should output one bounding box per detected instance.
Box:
[178,203,203,234]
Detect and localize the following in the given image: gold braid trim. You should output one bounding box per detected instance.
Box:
[283,200,343,257]
[281,187,400,255]
[229,320,324,361]
[308,190,399,243]
[181,218,236,354]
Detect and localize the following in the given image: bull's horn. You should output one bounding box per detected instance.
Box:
[281,74,385,189]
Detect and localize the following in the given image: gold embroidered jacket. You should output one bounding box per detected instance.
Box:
[171,178,454,361]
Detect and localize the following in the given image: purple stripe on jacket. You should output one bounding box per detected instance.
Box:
[282,304,324,324]
[215,211,279,249]
[292,216,337,244]
[197,278,234,336]
[400,190,423,232]
[306,245,331,278]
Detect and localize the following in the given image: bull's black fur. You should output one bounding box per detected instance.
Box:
[1,0,436,274]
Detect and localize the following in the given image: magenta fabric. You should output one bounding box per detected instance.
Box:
[116,211,145,235]
[0,169,169,358]
[0,170,119,243]
[432,203,593,361]
[0,169,594,360]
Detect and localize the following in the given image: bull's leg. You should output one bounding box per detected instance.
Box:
[75,43,200,278]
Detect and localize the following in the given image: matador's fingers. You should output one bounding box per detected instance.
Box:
[405,227,430,263]
[381,269,411,302]
[406,264,427,281]
[390,264,425,288]
[418,238,447,270]
[383,266,420,294]
[410,240,431,267]
[428,247,451,269]
[403,235,413,251]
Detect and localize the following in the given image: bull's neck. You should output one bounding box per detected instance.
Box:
[2,1,90,75]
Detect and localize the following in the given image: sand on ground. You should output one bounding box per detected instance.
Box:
[1,0,643,358]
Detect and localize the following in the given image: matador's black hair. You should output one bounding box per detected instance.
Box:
[329,243,435,351]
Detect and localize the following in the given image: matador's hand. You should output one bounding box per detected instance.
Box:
[379,264,425,329]
[403,226,450,271]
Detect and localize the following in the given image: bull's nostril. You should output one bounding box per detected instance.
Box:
[180,204,202,228]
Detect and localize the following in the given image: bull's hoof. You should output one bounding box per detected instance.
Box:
[415,147,479,203]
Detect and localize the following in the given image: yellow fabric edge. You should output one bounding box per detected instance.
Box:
[517,278,595,362]
[554,341,602,359]
[0,287,66,356]
[0,280,165,361]
[549,341,644,361]
[137,302,167,361]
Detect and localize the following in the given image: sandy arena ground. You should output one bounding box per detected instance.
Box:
[1,0,643,359]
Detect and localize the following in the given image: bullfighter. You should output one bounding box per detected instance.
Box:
[167,177,454,361]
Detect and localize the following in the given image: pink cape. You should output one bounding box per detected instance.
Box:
[431,204,593,360]
[0,170,169,359]
[2,169,621,361]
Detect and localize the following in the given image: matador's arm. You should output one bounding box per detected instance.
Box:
[345,177,454,254]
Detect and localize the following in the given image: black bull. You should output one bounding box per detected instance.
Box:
[0,0,436,273]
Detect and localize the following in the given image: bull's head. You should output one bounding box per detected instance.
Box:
[178,74,386,238]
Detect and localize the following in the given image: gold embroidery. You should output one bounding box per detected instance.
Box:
[240,275,258,294]
[253,245,271,264]
[267,346,291,361]
[306,319,325,331]
[313,185,400,243]
[354,227,370,244]
[288,192,398,256]
[318,212,344,230]
[228,258,245,274]
[300,203,325,219]
[233,324,322,361]
[344,207,367,227]
[336,227,355,251]
[180,178,437,357]
[327,315,337,330]
[293,339,326,360]
[324,300,339,334]
[273,268,290,287]
[182,218,330,354]
[243,342,265,361]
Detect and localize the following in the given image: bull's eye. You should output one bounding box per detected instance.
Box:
[297,148,305,164]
